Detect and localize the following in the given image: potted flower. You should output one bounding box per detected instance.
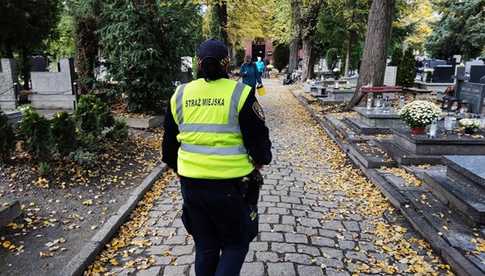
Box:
[399,100,441,135]
[459,118,480,134]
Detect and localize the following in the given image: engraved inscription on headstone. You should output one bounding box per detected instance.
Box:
[384,66,397,86]
[457,82,485,114]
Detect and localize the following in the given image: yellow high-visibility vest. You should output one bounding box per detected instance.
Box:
[170,78,254,179]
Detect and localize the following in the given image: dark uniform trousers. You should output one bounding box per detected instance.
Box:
[180,177,258,276]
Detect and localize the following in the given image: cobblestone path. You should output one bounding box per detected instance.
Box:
[93,80,450,276]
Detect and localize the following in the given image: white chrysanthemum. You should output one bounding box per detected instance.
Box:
[399,100,441,128]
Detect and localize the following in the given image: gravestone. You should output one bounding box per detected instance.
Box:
[0,59,18,110]
[5,110,22,126]
[432,65,454,83]
[344,107,406,135]
[456,82,485,114]
[423,155,485,226]
[470,65,485,84]
[465,59,484,74]
[30,55,49,72]
[384,66,397,86]
[30,58,76,110]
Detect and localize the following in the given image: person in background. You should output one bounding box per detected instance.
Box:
[255,57,265,79]
[263,59,270,78]
[240,56,262,91]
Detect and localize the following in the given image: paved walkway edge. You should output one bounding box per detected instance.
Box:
[61,164,168,276]
[290,89,482,276]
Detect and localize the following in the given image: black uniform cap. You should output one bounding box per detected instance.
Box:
[197,39,229,64]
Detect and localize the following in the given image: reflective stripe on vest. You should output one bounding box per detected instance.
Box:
[180,143,247,155]
[175,82,246,134]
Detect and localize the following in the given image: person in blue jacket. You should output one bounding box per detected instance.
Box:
[240,56,262,90]
[255,57,265,78]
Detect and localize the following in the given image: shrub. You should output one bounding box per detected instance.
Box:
[389,47,402,66]
[273,44,289,72]
[78,132,101,152]
[19,106,53,161]
[99,1,174,113]
[105,119,129,142]
[51,112,77,156]
[397,48,416,87]
[0,110,16,163]
[70,149,97,168]
[74,94,113,134]
[38,162,50,177]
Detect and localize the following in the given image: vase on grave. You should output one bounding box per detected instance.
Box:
[410,127,426,135]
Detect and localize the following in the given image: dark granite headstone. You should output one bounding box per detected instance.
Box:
[470,65,485,83]
[30,56,48,72]
[432,65,454,83]
[457,82,485,113]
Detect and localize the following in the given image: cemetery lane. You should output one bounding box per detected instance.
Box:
[86,80,452,276]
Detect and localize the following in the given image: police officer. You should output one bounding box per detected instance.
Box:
[162,39,272,276]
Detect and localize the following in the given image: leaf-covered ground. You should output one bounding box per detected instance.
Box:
[83,80,453,276]
[0,130,163,276]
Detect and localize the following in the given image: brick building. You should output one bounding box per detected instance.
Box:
[243,38,274,63]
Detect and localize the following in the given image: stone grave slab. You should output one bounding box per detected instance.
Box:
[0,59,17,110]
[423,170,485,226]
[392,128,485,156]
[347,140,396,168]
[354,107,406,129]
[444,156,485,189]
[378,139,442,165]
[344,117,391,135]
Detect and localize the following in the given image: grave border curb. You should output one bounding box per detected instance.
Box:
[61,164,167,276]
[289,87,482,276]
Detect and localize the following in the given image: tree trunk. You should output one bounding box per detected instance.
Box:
[288,38,300,73]
[288,0,302,74]
[309,46,317,79]
[344,37,351,77]
[346,0,395,109]
[210,1,229,45]
[74,15,98,94]
[301,38,313,81]
[296,0,324,78]
[20,47,31,90]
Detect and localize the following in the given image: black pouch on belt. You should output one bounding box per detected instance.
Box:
[242,170,264,206]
